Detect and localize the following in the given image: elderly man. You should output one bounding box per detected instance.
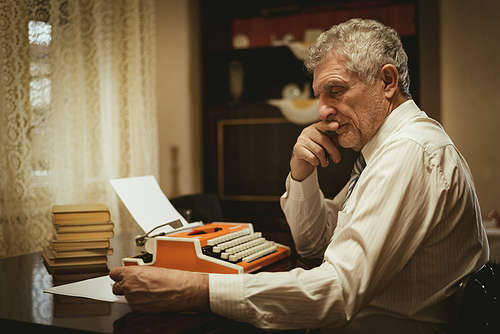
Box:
[111,18,488,333]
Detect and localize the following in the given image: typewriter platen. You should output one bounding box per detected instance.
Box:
[122,222,291,274]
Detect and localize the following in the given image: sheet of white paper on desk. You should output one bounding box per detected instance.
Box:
[110,175,190,234]
[44,275,128,304]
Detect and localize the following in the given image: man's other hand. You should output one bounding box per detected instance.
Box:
[110,266,210,313]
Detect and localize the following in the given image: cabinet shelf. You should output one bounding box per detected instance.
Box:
[203,46,310,105]
[266,98,319,125]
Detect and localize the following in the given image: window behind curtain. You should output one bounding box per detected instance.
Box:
[0,0,159,257]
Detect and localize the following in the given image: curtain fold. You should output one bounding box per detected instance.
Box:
[0,0,158,257]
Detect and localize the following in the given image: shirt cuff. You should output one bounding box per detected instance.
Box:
[209,273,246,320]
[283,168,320,201]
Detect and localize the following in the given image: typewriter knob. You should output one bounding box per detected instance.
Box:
[145,238,156,254]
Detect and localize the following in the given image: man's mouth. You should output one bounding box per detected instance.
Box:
[335,123,347,132]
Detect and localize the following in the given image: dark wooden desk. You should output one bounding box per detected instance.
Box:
[0,229,317,333]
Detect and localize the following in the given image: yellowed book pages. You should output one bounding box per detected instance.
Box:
[54,221,114,233]
[50,239,110,250]
[55,229,114,241]
[42,250,108,267]
[53,247,114,258]
[52,203,110,223]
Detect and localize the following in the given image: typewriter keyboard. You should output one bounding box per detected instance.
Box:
[204,229,278,263]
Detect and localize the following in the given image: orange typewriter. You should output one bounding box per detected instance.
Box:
[122,220,291,274]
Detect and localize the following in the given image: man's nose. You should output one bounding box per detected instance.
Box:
[318,99,337,121]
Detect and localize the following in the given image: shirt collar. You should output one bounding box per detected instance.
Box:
[361,100,422,165]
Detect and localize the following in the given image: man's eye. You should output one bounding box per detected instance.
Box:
[329,89,342,97]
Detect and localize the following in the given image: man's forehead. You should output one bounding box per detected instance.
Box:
[313,54,351,91]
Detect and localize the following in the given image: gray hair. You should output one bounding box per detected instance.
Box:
[305,18,411,99]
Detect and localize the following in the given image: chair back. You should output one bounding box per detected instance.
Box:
[170,193,224,224]
[448,264,499,334]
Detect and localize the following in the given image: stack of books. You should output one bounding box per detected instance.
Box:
[42,203,114,283]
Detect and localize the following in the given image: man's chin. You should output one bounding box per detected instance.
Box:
[338,135,358,151]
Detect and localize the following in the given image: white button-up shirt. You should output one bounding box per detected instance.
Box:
[209,100,489,333]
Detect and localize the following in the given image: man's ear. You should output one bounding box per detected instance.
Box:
[378,64,399,99]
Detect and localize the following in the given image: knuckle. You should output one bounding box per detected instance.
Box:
[312,145,324,156]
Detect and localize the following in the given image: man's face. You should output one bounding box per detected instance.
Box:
[313,51,390,152]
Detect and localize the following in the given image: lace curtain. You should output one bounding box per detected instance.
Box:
[0,0,159,257]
